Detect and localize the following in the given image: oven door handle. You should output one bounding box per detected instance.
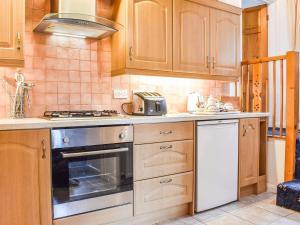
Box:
[61,147,129,158]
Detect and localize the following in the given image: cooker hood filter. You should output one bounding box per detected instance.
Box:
[33,0,119,39]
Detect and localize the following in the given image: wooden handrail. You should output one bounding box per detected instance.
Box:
[241,51,299,181]
[241,55,287,65]
[279,59,284,137]
[272,61,276,135]
[285,51,299,181]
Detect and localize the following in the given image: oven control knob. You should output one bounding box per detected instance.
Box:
[63,137,70,144]
[119,132,126,139]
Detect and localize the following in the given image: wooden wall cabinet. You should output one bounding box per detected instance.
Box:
[112,0,241,80]
[0,0,25,67]
[173,0,210,74]
[0,129,52,225]
[112,0,173,74]
[210,8,240,77]
[173,0,240,77]
[127,0,173,71]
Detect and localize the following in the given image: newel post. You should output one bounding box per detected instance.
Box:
[285,51,299,181]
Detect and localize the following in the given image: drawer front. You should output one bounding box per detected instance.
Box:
[134,122,194,144]
[134,140,193,180]
[134,172,193,215]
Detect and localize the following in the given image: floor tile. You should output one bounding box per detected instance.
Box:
[255,197,294,216]
[239,195,259,205]
[177,216,204,225]
[193,208,228,223]
[164,221,185,225]
[167,193,298,225]
[269,217,300,225]
[288,213,300,223]
[254,192,276,202]
[205,214,253,225]
[231,205,282,225]
[219,201,248,213]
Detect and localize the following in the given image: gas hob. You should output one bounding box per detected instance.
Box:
[43,110,122,120]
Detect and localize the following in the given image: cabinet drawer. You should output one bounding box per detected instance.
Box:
[134,172,193,215]
[134,140,193,180]
[134,122,193,144]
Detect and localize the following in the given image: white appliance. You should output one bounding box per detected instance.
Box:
[187,92,202,113]
[195,120,239,212]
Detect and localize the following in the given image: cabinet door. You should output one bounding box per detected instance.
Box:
[0,129,52,225]
[239,118,259,188]
[173,0,210,74]
[134,172,193,215]
[0,0,24,67]
[210,9,240,77]
[127,0,172,71]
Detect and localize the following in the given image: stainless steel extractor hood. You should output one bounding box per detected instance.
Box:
[34,0,119,39]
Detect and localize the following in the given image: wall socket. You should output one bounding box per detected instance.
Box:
[113,89,129,99]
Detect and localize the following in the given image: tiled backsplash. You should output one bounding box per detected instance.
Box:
[0,0,231,118]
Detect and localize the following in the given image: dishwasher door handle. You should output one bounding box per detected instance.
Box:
[197,120,239,126]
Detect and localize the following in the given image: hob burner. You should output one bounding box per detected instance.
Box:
[44,110,119,119]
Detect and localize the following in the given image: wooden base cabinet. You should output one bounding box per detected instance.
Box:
[134,172,193,215]
[239,118,267,198]
[133,122,195,217]
[0,0,24,67]
[0,129,52,225]
[134,140,194,181]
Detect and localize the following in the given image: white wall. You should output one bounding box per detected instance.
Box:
[218,0,242,7]
[267,0,290,191]
[268,0,290,128]
[267,139,286,192]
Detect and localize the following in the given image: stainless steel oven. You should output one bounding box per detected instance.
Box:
[51,125,133,219]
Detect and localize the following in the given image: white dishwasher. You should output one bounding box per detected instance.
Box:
[195,120,239,212]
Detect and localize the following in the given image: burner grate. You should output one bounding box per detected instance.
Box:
[44,110,119,118]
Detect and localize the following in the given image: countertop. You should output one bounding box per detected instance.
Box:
[0,112,269,131]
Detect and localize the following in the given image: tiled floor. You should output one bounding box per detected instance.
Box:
[162,192,300,225]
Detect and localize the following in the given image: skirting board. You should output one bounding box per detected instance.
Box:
[267,183,277,193]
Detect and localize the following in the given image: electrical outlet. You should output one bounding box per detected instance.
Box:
[113,89,129,99]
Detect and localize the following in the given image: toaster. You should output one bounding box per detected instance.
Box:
[132,92,167,116]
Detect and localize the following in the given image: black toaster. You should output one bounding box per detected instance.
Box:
[132,92,167,116]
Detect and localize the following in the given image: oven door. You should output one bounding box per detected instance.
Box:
[52,143,133,219]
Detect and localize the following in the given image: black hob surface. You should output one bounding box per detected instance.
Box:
[44,110,119,119]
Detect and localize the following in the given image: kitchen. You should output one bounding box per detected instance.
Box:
[0,0,299,225]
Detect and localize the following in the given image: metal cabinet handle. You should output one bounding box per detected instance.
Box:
[160,178,172,184]
[160,144,173,150]
[243,124,255,136]
[16,32,21,50]
[129,47,133,61]
[41,139,47,159]
[206,56,210,68]
[61,147,129,158]
[159,130,173,135]
[212,56,216,69]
